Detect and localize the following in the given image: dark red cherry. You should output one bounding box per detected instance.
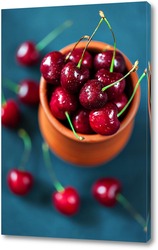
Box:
[1,99,20,128]
[94,50,126,73]
[95,69,126,100]
[40,51,65,84]
[66,48,93,69]
[92,178,122,207]
[7,169,33,196]
[49,86,78,120]
[89,102,120,135]
[113,92,128,112]
[16,41,40,66]
[18,80,39,105]
[60,62,90,94]
[72,108,94,134]
[79,79,108,110]
[52,187,80,216]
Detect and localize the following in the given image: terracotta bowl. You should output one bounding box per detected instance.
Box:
[38,41,140,167]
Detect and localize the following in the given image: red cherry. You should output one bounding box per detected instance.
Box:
[7,169,33,196]
[52,187,80,216]
[16,41,40,66]
[113,92,128,112]
[18,80,39,105]
[89,102,120,136]
[72,108,94,134]
[1,99,20,128]
[40,51,65,84]
[92,178,122,207]
[66,48,93,69]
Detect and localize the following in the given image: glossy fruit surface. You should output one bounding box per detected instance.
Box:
[40,51,64,84]
[89,102,120,135]
[1,99,20,128]
[66,48,93,69]
[92,177,122,206]
[16,41,40,66]
[18,80,39,105]
[113,93,128,112]
[52,187,80,216]
[7,169,33,195]
[72,108,94,134]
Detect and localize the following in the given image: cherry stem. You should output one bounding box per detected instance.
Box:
[65,35,90,62]
[2,92,6,105]
[65,111,85,141]
[3,79,19,93]
[36,20,73,51]
[77,15,104,69]
[102,60,139,92]
[18,129,32,170]
[116,193,147,232]
[42,142,64,192]
[117,69,147,118]
[99,10,116,73]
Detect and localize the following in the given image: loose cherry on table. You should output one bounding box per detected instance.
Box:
[7,129,34,195]
[4,79,39,105]
[42,143,80,216]
[16,20,72,66]
[92,177,147,232]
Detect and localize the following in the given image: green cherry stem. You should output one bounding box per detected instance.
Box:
[3,79,19,94]
[117,69,147,118]
[42,142,64,192]
[18,129,32,170]
[65,111,84,141]
[102,60,139,92]
[99,10,116,73]
[36,20,73,51]
[116,193,147,232]
[2,92,6,105]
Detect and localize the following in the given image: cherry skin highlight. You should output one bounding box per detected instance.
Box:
[89,102,120,136]
[16,41,40,66]
[1,99,20,128]
[92,178,122,207]
[72,108,94,134]
[18,80,39,105]
[52,187,80,216]
[113,92,128,112]
[66,48,93,69]
[7,169,33,196]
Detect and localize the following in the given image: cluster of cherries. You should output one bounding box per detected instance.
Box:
[2,11,147,232]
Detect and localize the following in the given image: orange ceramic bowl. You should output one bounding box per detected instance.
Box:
[38,41,140,167]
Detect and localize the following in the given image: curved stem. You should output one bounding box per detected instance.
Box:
[117,69,147,118]
[36,20,73,51]
[99,10,116,73]
[18,129,32,170]
[65,111,84,141]
[42,142,64,192]
[3,79,19,93]
[116,193,147,232]
[102,60,139,92]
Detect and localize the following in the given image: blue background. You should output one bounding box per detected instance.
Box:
[2,2,151,243]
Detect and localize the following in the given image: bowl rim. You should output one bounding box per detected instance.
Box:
[39,40,140,143]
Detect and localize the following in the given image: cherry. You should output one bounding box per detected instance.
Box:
[66,48,93,69]
[79,79,108,110]
[95,69,126,100]
[92,178,121,206]
[1,99,20,128]
[40,51,65,84]
[92,177,147,231]
[72,108,94,134]
[94,50,126,73]
[49,86,78,120]
[113,92,128,112]
[42,143,80,216]
[53,187,80,216]
[60,61,90,94]
[7,129,33,195]
[89,102,120,136]
[7,169,33,195]
[16,20,72,66]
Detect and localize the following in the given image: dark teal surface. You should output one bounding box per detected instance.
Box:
[2,2,151,242]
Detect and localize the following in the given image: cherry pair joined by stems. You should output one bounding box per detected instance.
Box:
[42,143,80,216]
[92,177,147,232]
[7,129,34,195]
[16,20,72,66]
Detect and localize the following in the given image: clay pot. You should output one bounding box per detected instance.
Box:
[38,41,140,167]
